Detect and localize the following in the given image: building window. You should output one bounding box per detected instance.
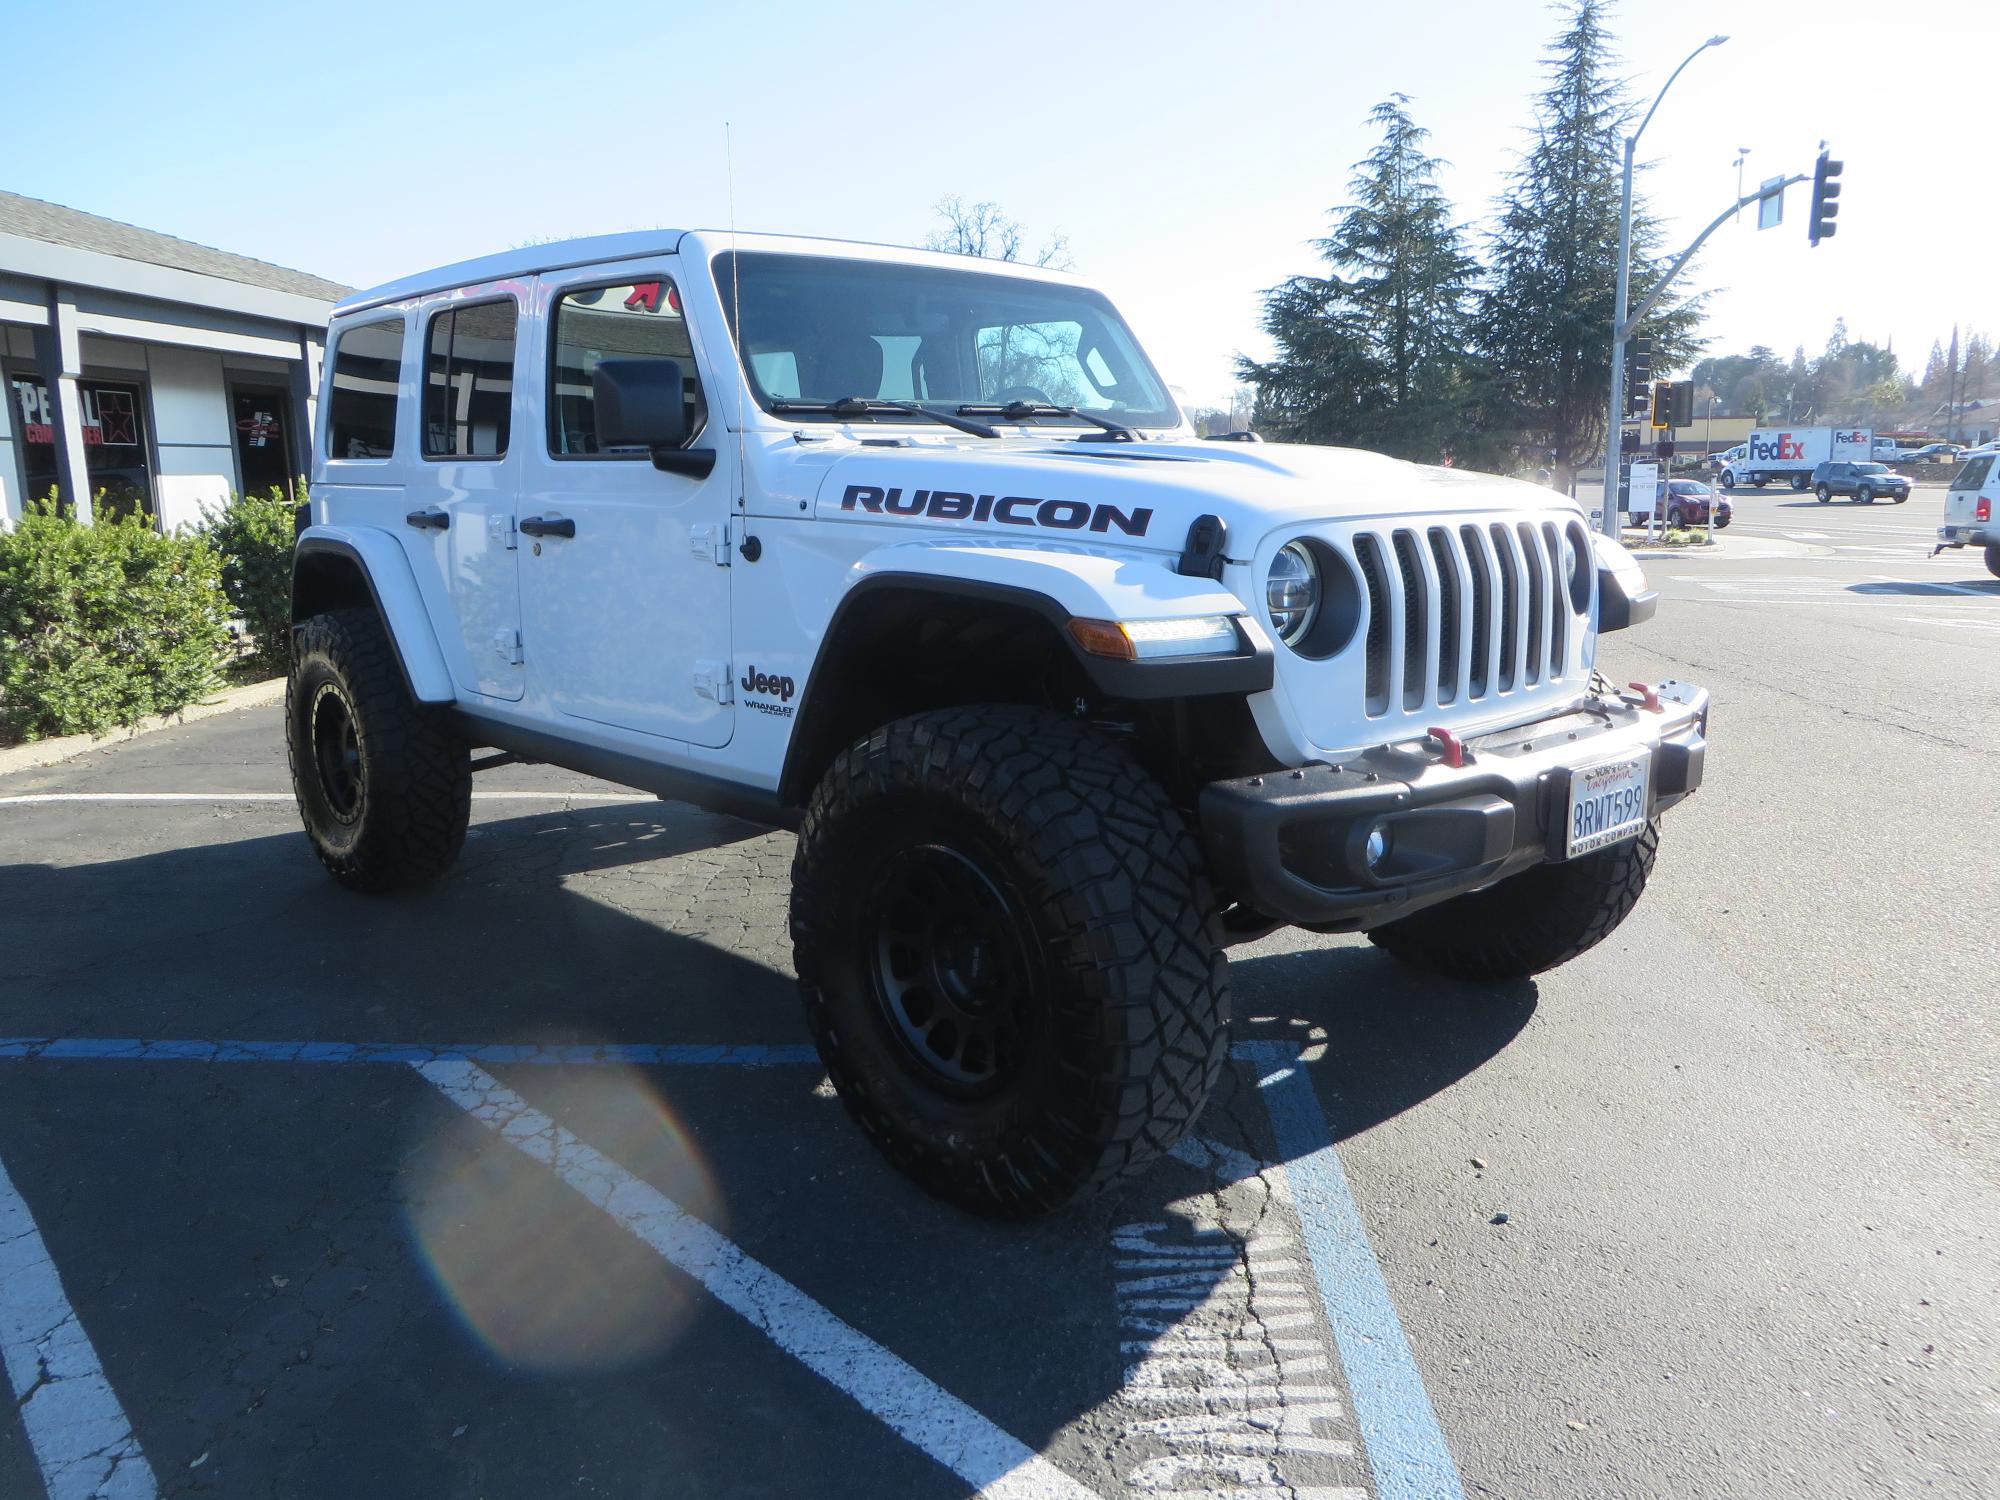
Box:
[326,317,404,459]
[5,370,154,520]
[423,299,516,459]
[548,280,702,456]
[230,386,295,498]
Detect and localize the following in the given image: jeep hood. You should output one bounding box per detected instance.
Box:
[798,437,1573,556]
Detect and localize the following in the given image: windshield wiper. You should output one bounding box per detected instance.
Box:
[771,396,998,438]
[958,401,1137,441]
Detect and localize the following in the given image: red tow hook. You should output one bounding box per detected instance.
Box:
[1627,681,1663,712]
[1426,726,1468,769]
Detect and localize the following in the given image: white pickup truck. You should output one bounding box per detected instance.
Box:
[287,229,1709,1217]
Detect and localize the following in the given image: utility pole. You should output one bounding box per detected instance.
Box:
[1600,35,1730,537]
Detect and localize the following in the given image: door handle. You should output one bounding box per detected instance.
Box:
[404,508,450,531]
[519,515,576,539]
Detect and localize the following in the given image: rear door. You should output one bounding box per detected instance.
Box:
[397,283,529,701]
[516,259,735,747]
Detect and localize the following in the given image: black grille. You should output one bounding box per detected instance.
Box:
[1516,522,1545,686]
[1392,531,1427,710]
[1353,534,1390,714]
[1489,524,1519,691]
[1428,528,1459,703]
[1461,525,1490,698]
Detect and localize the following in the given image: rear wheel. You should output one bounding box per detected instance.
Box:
[1858,485,1876,504]
[1368,824,1658,983]
[1752,477,1769,488]
[1986,545,2000,580]
[287,608,470,891]
[1790,473,1810,491]
[790,706,1230,1219]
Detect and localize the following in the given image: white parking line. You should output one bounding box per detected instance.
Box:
[414,1058,1098,1500]
[0,1151,158,1500]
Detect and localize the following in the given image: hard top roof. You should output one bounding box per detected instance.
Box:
[330,229,1081,318]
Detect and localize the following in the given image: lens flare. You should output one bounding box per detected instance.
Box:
[404,1059,720,1373]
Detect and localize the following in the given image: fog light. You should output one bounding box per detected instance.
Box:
[1364,826,1390,870]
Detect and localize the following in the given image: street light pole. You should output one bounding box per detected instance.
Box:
[1600,34,1729,538]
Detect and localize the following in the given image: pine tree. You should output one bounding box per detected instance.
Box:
[1238,96,1484,462]
[1476,0,1705,485]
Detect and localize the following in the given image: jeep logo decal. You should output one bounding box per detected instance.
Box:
[839,484,1152,537]
[740,665,795,702]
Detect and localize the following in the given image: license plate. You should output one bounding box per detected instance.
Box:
[1564,752,1651,859]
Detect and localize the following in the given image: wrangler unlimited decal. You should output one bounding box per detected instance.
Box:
[839,484,1153,537]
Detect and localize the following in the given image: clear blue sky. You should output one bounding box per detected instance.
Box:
[6,0,1990,407]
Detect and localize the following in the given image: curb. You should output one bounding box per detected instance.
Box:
[0,677,286,778]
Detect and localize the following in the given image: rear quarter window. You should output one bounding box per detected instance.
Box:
[1954,454,1993,490]
[325,317,405,460]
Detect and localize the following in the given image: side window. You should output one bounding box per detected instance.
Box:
[325,317,404,459]
[1956,454,1993,490]
[423,299,516,458]
[549,279,702,456]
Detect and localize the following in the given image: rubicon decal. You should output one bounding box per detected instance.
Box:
[838,484,1153,537]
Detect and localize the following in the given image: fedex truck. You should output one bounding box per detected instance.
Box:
[1718,427,1872,490]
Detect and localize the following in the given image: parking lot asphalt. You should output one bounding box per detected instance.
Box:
[3,495,1997,1499]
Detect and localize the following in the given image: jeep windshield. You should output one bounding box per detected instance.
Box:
[714,251,1181,430]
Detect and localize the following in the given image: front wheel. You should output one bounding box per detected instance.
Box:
[1666,506,1685,528]
[1816,484,1833,502]
[1367,824,1658,982]
[1720,469,1738,489]
[287,608,471,891]
[790,707,1230,1219]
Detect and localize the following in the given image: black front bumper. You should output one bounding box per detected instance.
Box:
[1199,682,1709,933]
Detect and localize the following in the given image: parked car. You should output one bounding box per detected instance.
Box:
[1655,479,1732,528]
[1933,451,2000,578]
[1898,443,1966,465]
[1811,461,1911,504]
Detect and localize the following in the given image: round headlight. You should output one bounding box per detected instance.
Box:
[1266,541,1321,646]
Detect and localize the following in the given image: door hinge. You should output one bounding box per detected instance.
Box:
[691,522,731,567]
[493,628,523,665]
[488,512,517,550]
[693,660,733,704]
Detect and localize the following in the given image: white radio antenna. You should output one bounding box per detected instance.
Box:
[727,122,747,508]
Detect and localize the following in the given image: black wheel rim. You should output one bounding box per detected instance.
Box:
[866,844,1032,1096]
[311,683,363,821]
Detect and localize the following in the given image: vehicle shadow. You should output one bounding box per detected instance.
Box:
[0,800,1535,1497]
[1848,578,2000,597]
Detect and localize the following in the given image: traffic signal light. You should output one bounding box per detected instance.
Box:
[1668,380,1695,428]
[1627,336,1654,410]
[1651,380,1673,429]
[1809,148,1842,246]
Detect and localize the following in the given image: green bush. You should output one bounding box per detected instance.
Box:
[202,484,298,672]
[0,495,231,741]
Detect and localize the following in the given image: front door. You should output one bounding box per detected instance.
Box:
[518,262,733,748]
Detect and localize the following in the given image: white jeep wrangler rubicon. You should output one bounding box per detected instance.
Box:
[289,230,1708,1218]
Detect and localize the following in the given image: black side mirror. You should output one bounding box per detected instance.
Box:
[591,358,715,478]
[592,359,691,448]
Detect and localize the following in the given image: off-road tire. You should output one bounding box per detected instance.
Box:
[1366,823,1659,983]
[790,706,1230,1219]
[1986,544,2000,580]
[287,607,470,891]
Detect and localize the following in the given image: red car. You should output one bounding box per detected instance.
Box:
[1654,479,1731,528]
